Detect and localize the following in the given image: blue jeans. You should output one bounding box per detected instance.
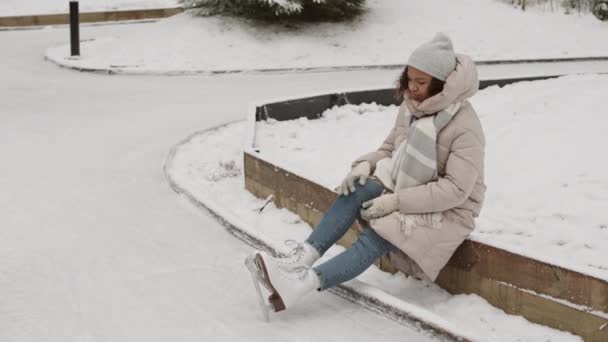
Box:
[305,179,397,290]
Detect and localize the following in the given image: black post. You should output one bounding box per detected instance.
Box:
[70,1,80,56]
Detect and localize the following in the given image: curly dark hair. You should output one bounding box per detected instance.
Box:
[395,66,446,100]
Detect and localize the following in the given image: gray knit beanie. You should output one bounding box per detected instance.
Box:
[407,33,457,82]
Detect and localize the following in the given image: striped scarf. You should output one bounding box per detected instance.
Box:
[368,101,461,237]
[392,102,461,191]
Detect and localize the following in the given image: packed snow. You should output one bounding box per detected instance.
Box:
[45,0,608,73]
[166,118,581,341]
[253,74,608,282]
[0,0,180,16]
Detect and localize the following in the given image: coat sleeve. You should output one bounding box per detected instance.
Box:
[351,108,402,172]
[396,128,484,214]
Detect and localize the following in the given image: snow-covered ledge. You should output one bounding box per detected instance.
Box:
[242,77,608,342]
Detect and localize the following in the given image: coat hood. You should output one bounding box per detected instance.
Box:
[404,54,479,117]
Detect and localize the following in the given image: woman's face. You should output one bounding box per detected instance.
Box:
[407,66,434,102]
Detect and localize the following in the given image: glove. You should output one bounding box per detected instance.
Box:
[360,194,399,221]
[337,161,371,196]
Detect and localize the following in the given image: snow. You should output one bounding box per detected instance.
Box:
[44,0,608,73]
[0,0,180,16]
[252,74,608,282]
[0,24,441,342]
[166,118,581,341]
[2,0,606,340]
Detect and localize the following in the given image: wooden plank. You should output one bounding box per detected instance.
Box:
[244,151,608,340]
[437,266,608,342]
[0,8,183,27]
[440,240,608,313]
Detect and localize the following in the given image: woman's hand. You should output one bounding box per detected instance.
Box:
[337,161,371,196]
[360,194,399,221]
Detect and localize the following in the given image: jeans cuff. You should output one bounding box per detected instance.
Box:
[305,238,324,256]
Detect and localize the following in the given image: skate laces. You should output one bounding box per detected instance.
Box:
[283,240,304,260]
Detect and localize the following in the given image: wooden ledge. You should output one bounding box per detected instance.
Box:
[0,7,183,27]
[244,151,608,341]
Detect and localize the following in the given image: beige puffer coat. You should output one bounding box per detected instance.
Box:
[353,54,486,281]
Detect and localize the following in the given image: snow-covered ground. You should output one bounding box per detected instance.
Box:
[0,24,445,342]
[45,0,608,73]
[2,0,605,340]
[166,116,581,341]
[0,0,180,16]
[252,74,608,282]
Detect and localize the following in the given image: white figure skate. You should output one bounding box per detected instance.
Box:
[245,251,320,321]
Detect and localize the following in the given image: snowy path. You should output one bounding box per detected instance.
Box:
[0,24,435,341]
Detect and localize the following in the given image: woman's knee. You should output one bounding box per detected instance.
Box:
[351,180,383,203]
